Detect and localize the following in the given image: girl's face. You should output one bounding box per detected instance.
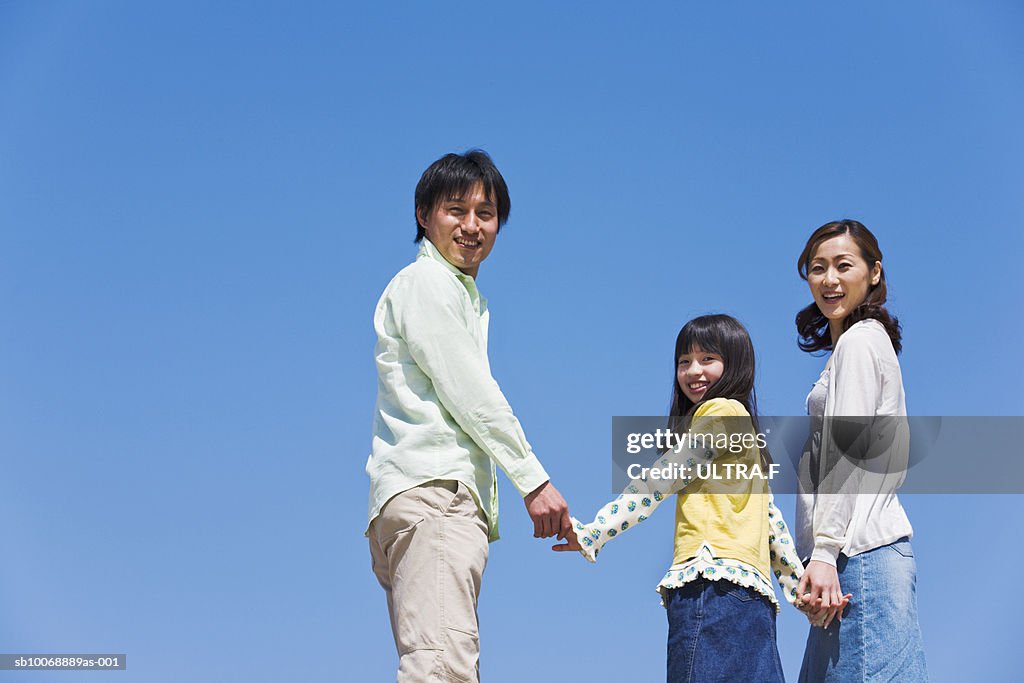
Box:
[677,344,725,404]
[807,233,881,328]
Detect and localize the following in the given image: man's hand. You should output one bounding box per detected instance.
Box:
[524,480,571,539]
[797,559,849,628]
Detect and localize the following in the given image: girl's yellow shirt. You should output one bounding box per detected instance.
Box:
[672,398,771,581]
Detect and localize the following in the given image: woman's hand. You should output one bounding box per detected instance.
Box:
[797,593,852,628]
[798,560,850,628]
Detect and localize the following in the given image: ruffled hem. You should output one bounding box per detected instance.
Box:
[656,550,780,613]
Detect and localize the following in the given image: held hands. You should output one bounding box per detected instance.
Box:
[796,593,852,628]
[551,527,582,553]
[797,560,852,628]
[524,480,572,540]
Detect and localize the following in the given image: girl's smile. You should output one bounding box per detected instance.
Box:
[677,345,724,404]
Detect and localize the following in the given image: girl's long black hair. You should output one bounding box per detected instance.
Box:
[668,314,771,466]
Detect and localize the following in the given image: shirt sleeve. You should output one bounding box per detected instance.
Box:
[570,486,674,563]
[767,494,805,607]
[390,267,549,496]
[571,400,743,562]
[809,330,880,565]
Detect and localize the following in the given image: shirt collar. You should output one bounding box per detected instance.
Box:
[418,238,479,289]
[417,239,486,311]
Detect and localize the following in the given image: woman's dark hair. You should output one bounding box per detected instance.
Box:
[668,314,770,465]
[413,149,510,242]
[796,219,902,354]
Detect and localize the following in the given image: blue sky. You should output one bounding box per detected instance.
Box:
[1,2,1022,681]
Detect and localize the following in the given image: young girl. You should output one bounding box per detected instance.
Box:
[794,220,927,682]
[555,314,833,682]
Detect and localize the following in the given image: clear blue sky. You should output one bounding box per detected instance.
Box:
[2,2,1022,681]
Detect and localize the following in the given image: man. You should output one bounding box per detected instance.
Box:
[366,150,571,682]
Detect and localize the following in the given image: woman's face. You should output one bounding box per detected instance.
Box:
[807,233,881,328]
[677,344,725,404]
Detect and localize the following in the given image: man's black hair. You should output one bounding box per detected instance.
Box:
[414,149,511,242]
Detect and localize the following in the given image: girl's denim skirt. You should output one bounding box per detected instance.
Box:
[665,576,785,683]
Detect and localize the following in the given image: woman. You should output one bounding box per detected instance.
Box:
[794,220,927,682]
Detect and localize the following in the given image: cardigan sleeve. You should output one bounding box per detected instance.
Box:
[809,326,882,565]
[570,439,710,562]
[571,399,746,562]
[767,494,805,606]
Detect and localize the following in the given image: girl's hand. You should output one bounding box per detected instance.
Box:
[551,534,582,552]
[797,593,852,628]
[797,560,848,628]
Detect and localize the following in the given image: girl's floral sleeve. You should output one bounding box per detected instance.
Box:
[570,405,731,563]
[569,413,729,565]
[570,446,707,562]
[767,493,805,607]
[570,483,672,563]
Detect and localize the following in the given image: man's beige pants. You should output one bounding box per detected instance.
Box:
[369,480,489,682]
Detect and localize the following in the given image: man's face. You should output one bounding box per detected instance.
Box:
[417,182,499,278]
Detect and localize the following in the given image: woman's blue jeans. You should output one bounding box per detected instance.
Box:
[799,538,928,682]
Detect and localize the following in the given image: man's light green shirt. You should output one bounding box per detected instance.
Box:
[366,239,549,541]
